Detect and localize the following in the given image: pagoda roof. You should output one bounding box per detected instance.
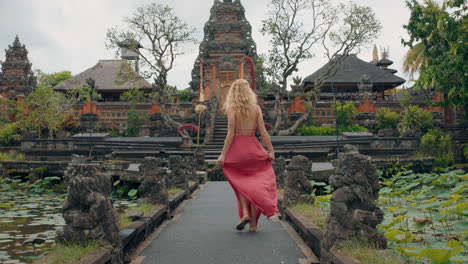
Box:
[303,54,405,86]
[55,60,151,92]
[376,58,393,66]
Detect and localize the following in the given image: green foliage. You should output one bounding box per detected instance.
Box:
[178,89,192,102]
[120,88,148,137]
[291,203,327,230]
[418,129,454,167]
[119,214,132,229]
[379,157,411,179]
[338,237,405,264]
[72,84,103,103]
[168,187,181,196]
[35,70,72,87]
[378,168,467,263]
[403,0,467,118]
[0,151,25,161]
[399,105,433,134]
[0,123,21,144]
[47,240,100,264]
[332,102,357,127]
[128,188,138,197]
[298,124,367,136]
[298,125,334,136]
[377,108,400,130]
[125,109,146,137]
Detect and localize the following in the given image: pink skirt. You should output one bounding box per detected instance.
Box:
[222,135,279,225]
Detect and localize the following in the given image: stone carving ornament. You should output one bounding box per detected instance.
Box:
[283,155,313,206]
[58,157,122,263]
[320,145,387,264]
[218,55,236,70]
[272,156,286,188]
[138,157,169,205]
[169,155,189,190]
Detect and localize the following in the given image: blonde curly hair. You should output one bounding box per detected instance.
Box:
[223,79,257,118]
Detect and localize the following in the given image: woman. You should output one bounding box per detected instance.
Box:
[216,79,279,232]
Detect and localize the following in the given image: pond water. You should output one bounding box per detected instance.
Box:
[0,188,136,264]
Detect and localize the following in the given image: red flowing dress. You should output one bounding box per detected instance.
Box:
[222,107,279,226]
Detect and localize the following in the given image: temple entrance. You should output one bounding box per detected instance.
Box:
[219,71,236,109]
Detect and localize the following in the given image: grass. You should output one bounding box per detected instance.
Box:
[128,203,156,214]
[119,203,157,229]
[168,187,181,196]
[338,237,407,264]
[119,214,132,229]
[291,202,327,230]
[45,240,100,264]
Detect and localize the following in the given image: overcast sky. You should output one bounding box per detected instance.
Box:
[0,0,432,89]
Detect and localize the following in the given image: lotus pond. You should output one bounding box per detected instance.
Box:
[313,167,468,264]
[0,176,137,264]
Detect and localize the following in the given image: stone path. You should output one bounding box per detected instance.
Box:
[136,182,315,264]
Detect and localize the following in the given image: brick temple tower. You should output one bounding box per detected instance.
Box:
[0,36,36,101]
[190,0,259,109]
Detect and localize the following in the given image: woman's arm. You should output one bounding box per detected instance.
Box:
[216,108,236,166]
[256,105,275,158]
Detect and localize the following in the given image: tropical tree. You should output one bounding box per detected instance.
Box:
[402,0,467,119]
[19,71,80,138]
[106,3,196,136]
[402,42,425,79]
[261,0,382,135]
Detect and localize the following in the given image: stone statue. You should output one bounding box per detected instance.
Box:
[194,147,206,171]
[183,156,198,182]
[138,157,168,205]
[283,155,313,206]
[272,156,286,188]
[320,145,387,263]
[57,157,122,263]
[169,155,188,190]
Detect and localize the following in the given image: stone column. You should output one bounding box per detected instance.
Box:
[320,145,387,264]
[283,155,313,206]
[169,155,188,190]
[57,155,123,264]
[138,157,169,205]
[194,147,206,171]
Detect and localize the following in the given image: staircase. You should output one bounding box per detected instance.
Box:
[204,114,228,162]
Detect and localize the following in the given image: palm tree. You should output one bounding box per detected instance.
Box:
[403,42,426,80]
[402,0,446,80]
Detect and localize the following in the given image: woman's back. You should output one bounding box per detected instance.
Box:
[234,104,259,136]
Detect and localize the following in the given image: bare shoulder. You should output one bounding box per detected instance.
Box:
[255,104,262,112]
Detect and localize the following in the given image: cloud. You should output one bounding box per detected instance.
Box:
[0,0,417,89]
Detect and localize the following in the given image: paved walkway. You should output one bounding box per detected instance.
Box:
[137,182,313,264]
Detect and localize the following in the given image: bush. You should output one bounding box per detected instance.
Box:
[0,151,25,161]
[298,125,334,136]
[332,102,357,127]
[399,105,433,135]
[342,124,368,132]
[376,108,400,130]
[418,129,454,167]
[298,124,367,136]
[0,123,20,144]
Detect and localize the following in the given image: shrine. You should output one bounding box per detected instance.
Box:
[0,36,36,101]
